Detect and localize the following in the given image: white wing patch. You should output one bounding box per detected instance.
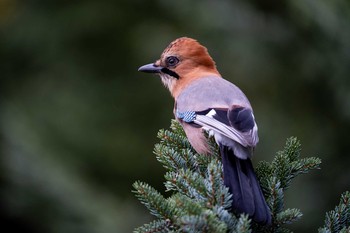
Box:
[206,109,216,117]
[201,109,217,137]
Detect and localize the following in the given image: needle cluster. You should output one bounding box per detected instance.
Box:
[132,120,348,232]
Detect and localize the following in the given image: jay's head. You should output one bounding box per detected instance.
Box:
[138,37,220,97]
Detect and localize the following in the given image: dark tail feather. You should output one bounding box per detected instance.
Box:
[220,145,271,225]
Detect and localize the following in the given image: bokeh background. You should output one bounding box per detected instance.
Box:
[1,0,350,232]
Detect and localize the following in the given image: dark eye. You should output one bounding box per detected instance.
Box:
[166,56,179,67]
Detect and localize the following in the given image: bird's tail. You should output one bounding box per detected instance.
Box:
[220,145,271,225]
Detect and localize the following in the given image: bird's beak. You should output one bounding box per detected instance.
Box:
[138,63,163,74]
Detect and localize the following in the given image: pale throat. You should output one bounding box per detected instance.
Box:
[159,73,177,93]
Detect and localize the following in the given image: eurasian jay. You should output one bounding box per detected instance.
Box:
[138,37,271,225]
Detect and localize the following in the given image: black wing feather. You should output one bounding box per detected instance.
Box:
[228,107,255,132]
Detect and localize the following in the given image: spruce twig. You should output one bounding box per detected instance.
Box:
[319,191,350,233]
[133,120,326,232]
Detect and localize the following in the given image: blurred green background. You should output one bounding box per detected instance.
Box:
[1,0,349,232]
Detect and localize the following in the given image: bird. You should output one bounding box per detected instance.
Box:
[138,37,271,225]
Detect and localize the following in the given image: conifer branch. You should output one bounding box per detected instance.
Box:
[235,214,252,233]
[132,181,176,220]
[134,219,171,233]
[132,120,336,233]
[319,191,350,233]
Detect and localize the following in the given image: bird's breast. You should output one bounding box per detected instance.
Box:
[180,122,211,154]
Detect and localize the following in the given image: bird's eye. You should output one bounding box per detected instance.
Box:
[166,56,179,67]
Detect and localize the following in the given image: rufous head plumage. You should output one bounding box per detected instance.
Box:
[138,37,221,98]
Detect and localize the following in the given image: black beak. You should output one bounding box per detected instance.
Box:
[138,63,163,73]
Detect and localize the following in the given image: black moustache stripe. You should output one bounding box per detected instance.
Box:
[161,68,179,79]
